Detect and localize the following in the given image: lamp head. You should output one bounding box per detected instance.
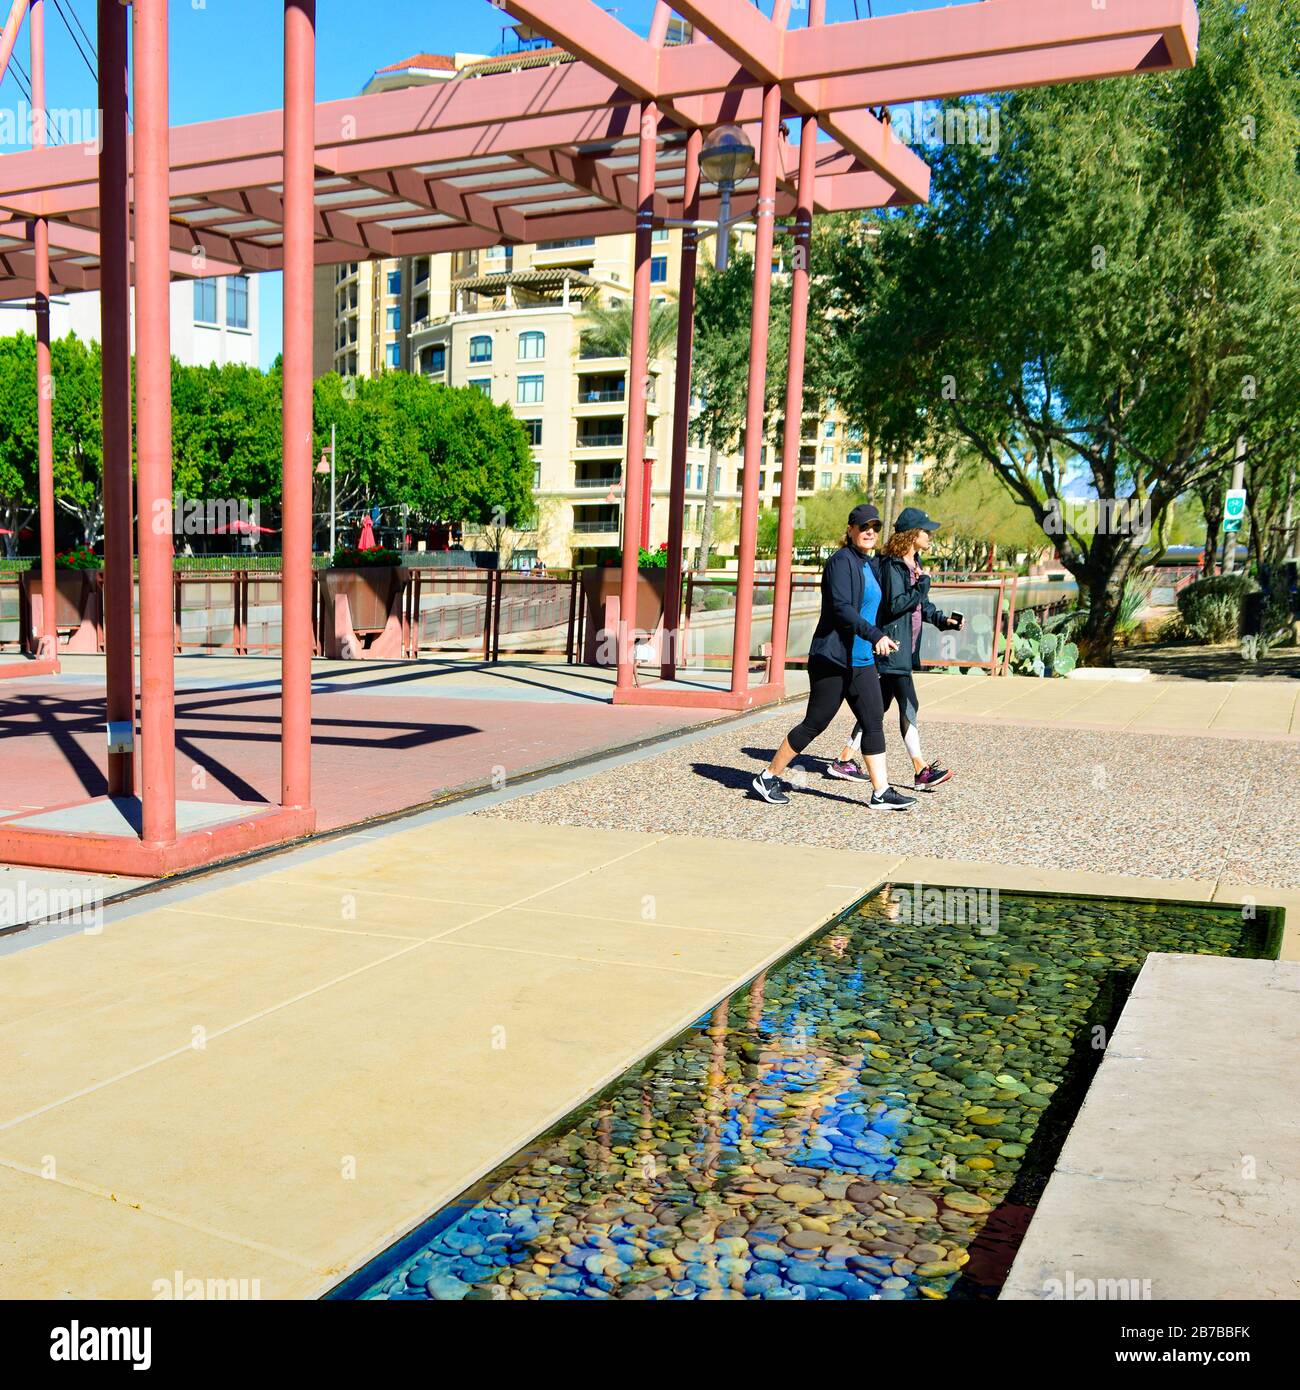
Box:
[700,124,755,188]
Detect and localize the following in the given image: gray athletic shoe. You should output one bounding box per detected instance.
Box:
[752,771,791,805]
[869,787,915,811]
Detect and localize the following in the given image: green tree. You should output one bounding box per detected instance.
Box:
[691,251,791,568]
[0,334,38,555]
[819,0,1300,663]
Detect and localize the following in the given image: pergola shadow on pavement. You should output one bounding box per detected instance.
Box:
[0,0,1199,875]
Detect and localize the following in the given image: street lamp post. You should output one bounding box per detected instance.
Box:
[700,124,755,272]
[316,422,336,555]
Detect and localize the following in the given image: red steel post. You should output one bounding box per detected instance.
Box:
[660,127,702,680]
[280,0,316,810]
[728,81,781,695]
[99,0,134,794]
[770,0,825,688]
[30,0,55,664]
[131,0,176,843]
[615,100,657,689]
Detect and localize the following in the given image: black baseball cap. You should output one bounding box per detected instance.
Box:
[847,503,882,529]
[895,506,940,532]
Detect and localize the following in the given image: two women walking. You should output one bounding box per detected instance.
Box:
[751,504,963,808]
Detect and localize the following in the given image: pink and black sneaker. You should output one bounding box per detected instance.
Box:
[914,761,952,791]
[826,760,871,783]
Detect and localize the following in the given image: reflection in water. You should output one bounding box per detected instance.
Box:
[347,889,1273,1301]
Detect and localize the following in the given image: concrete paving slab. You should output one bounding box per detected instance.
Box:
[520,835,896,938]
[1002,954,1300,1300]
[0,911,407,1119]
[0,1165,311,1300]
[4,798,256,837]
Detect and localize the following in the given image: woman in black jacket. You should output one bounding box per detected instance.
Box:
[752,504,915,809]
[828,507,963,791]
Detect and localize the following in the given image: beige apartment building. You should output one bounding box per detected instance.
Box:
[311,35,932,568]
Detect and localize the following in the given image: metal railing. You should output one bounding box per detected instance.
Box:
[575,432,624,448]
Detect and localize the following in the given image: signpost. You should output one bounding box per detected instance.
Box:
[1223,488,1247,533]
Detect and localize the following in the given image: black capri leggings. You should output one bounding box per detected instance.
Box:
[787,656,886,757]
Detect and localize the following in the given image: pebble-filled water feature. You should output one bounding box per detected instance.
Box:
[339,886,1278,1302]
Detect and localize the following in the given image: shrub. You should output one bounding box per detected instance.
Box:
[1177,573,1248,644]
[330,546,402,568]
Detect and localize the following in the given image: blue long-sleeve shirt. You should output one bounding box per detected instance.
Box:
[850,559,882,666]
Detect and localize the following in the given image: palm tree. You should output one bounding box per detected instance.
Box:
[579,299,679,360]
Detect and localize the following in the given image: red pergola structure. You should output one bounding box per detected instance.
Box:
[0,0,1198,874]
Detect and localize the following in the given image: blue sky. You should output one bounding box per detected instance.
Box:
[0,0,955,366]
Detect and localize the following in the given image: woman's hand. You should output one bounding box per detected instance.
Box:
[946,614,964,631]
[875,634,900,656]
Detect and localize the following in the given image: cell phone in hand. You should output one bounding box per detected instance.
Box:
[949,611,964,630]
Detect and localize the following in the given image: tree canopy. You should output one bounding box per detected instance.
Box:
[0,340,534,553]
[811,0,1300,660]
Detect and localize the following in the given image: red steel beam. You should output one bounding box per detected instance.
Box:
[98,0,133,796]
[280,0,315,814]
[132,0,177,845]
[615,101,657,694]
[30,0,56,666]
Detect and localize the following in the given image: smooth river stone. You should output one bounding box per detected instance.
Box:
[776,1184,824,1206]
[942,1192,993,1215]
[893,1194,938,1219]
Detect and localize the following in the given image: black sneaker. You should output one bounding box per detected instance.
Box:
[869,787,915,811]
[751,771,790,805]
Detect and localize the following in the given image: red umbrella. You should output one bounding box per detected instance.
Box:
[212,520,278,535]
[357,514,378,551]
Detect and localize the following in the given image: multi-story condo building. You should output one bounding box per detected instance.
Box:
[1,273,259,369]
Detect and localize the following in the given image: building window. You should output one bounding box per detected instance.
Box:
[517,375,544,405]
[845,473,860,490]
[423,345,446,375]
[713,465,722,491]
[523,418,543,447]
[469,334,493,363]
[847,450,862,466]
[387,268,401,296]
[518,331,545,361]
[652,228,670,242]
[822,446,834,466]
[387,307,401,332]
[469,378,492,398]
[387,342,401,368]
[825,420,836,437]
[695,464,703,490]
[225,275,249,329]
[820,472,832,489]
[193,279,217,325]
[847,425,863,442]
[650,256,668,284]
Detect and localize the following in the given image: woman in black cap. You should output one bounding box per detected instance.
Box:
[752,503,915,809]
[827,506,964,790]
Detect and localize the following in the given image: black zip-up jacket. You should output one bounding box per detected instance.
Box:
[874,554,950,677]
[807,544,886,668]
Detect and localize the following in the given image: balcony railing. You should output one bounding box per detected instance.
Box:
[574,474,622,489]
[575,432,624,449]
[573,516,620,533]
[578,388,625,403]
